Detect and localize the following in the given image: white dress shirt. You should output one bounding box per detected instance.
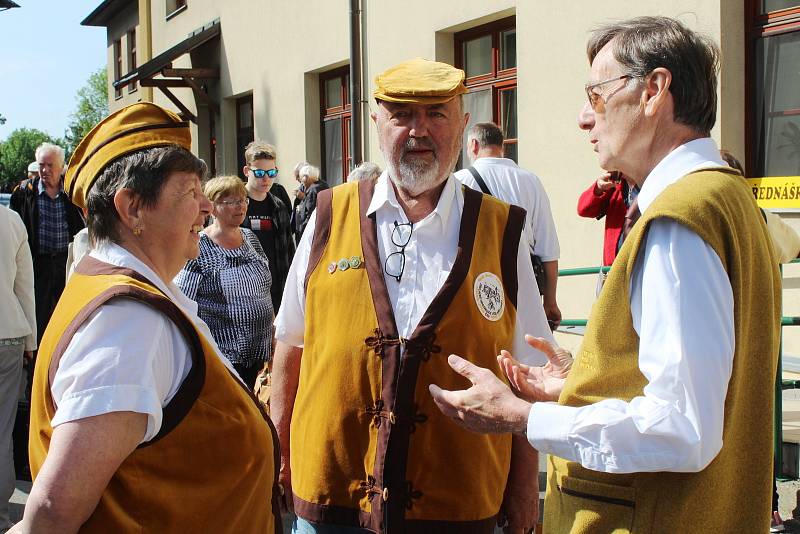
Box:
[455,158,560,261]
[275,172,554,365]
[0,206,36,350]
[527,138,735,473]
[51,241,239,443]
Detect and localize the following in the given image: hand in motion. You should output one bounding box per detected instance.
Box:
[499,335,573,403]
[429,355,532,435]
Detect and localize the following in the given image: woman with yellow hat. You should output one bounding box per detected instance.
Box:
[11,103,281,533]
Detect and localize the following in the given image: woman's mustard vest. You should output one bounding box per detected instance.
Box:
[29,257,282,533]
[291,179,524,533]
[544,170,782,534]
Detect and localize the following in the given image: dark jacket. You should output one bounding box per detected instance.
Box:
[296,180,329,241]
[10,178,85,256]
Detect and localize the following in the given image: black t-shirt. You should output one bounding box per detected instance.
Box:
[242,192,293,312]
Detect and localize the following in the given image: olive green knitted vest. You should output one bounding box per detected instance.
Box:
[544,169,781,534]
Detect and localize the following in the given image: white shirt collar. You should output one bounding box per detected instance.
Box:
[637,137,726,214]
[473,157,517,168]
[90,241,199,315]
[367,171,459,229]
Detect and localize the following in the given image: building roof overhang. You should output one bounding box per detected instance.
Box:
[81,0,130,27]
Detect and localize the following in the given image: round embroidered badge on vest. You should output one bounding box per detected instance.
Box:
[473,272,505,321]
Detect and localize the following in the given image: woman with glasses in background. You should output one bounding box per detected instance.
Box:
[176,175,273,389]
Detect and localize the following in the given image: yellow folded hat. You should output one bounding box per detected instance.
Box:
[373,58,467,104]
[65,102,191,209]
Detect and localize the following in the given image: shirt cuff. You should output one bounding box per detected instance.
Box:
[274,323,304,348]
[527,401,578,454]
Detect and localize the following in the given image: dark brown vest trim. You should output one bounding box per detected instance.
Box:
[47,259,206,447]
[379,185,484,531]
[501,204,526,310]
[294,494,496,534]
[304,187,334,294]
[358,177,399,532]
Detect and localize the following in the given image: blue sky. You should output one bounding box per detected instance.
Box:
[0,0,106,141]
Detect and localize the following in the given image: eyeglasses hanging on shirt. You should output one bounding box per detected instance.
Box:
[384,220,413,283]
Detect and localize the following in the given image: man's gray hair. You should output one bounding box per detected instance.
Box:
[468,122,504,149]
[35,142,66,167]
[587,16,719,135]
[299,164,320,182]
[87,145,207,245]
[347,161,381,182]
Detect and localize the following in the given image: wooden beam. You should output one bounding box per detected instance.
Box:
[183,77,219,114]
[161,68,219,79]
[140,78,190,88]
[157,86,196,123]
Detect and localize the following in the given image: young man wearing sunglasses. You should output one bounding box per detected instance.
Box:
[242,141,295,313]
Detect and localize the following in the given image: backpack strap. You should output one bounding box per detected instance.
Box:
[467,166,493,196]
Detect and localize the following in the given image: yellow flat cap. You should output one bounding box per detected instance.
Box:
[65,102,191,209]
[373,58,467,104]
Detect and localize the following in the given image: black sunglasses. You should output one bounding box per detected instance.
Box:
[251,168,278,179]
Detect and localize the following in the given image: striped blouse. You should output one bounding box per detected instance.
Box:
[175,228,273,367]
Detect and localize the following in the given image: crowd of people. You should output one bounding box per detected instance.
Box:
[0,14,794,534]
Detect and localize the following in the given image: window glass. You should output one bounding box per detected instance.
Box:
[762,1,800,13]
[501,29,517,70]
[459,89,493,168]
[464,35,493,78]
[324,118,344,186]
[755,31,800,176]
[501,87,518,140]
[325,77,342,109]
[504,142,518,163]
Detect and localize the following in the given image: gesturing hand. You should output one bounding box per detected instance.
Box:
[429,355,532,435]
[499,335,573,403]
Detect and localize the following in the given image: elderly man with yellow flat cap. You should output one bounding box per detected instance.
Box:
[271,58,554,534]
[12,103,281,534]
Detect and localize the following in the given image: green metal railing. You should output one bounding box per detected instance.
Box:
[557,260,800,478]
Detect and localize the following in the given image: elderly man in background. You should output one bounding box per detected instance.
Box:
[0,205,36,532]
[26,163,39,181]
[10,143,84,342]
[430,16,780,533]
[455,122,561,329]
[293,164,329,240]
[272,58,553,534]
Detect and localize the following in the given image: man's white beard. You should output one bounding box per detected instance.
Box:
[386,138,460,198]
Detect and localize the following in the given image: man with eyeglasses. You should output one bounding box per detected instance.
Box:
[242,140,295,313]
[428,16,780,534]
[271,58,554,534]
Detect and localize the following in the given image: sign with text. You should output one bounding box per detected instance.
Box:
[747,176,800,210]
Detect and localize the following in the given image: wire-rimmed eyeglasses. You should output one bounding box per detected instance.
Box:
[216,197,249,207]
[585,74,633,112]
[384,220,413,283]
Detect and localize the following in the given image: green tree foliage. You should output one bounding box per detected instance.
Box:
[0,128,57,189]
[64,68,109,156]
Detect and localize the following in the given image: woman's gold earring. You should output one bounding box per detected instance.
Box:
[133,226,143,236]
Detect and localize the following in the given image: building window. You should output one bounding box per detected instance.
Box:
[455,16,517,166]
[320,67,351,186]
[127,28,137,93]
[236,94,254,176]
[113,38,122,100]
[166,0,187,20]
[749,1,800,176]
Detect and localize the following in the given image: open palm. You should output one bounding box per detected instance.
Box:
[498,335,573,402]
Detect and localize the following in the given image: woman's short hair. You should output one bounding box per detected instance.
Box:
[204,175,247,203]
[299,164,320,182]
[293,161,309,178]
[87,145,207,244]
[587,16,719,135]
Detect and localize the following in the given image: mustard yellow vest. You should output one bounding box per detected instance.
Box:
[544,170,781,533]
[29,257,282,533]
[291,180,524,533]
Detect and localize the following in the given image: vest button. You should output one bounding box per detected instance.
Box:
[383,487,389,501]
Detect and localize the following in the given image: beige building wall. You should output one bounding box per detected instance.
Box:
[100,1,800,360]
